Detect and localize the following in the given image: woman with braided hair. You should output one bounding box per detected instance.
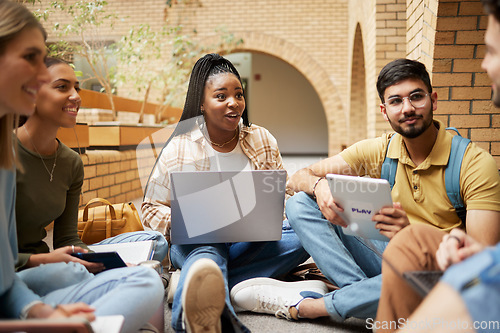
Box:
[142,53,325,332]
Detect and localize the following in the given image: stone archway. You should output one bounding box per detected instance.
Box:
[224,33,346,155]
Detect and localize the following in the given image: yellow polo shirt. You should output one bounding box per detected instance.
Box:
[340,120,500,230]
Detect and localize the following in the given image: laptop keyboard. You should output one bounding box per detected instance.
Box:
[403,270,443,297]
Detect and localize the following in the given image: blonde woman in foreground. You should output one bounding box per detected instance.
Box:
[0,1,163,332]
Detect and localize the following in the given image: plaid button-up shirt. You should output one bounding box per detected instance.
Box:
[142,122,291,243]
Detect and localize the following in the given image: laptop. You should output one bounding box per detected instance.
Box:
[326,174,392,242]
[402,270,443,297]
[170,170,287,244]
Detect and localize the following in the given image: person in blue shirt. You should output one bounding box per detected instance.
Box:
[396,229,500,333]
[0,2,163,332]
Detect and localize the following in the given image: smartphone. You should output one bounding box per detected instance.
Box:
[71,251,127,271]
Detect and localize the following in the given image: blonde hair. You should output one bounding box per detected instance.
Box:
[0,0,47,169]
[0,115,20,169]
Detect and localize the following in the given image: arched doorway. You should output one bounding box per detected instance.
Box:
[349,24,368,145]
[226,52,328,155]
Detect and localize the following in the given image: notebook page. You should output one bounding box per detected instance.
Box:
[88,240,154,264]
[91,315,124,333]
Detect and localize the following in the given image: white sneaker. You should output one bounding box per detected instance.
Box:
[181,258,226,333]
[230,278,328,319]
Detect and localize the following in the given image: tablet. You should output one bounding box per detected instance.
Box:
[326,174,392,241]
[71,251,127,271]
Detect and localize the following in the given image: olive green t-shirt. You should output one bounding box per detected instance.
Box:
[15,137,88,270]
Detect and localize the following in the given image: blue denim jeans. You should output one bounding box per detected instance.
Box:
[17,262,94,296]
[286,192,388,321]
[38,265,163,333]
[18,230,168,297]
[169,224,310,333]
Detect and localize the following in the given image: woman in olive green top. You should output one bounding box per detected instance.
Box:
[15,57,168,295]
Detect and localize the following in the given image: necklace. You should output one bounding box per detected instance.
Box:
[208,130,239,148]
[23,126,57,182]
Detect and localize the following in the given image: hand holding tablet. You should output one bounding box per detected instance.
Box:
[326,174,393,242]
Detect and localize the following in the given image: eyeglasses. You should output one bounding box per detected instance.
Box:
[384,92,429,112]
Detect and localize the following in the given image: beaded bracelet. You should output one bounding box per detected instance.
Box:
[312,176,326,199]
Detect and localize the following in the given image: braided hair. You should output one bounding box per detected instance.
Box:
[171,53,249,137]
[143,54,249,198]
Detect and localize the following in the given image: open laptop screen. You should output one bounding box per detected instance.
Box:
[170,170,286,244]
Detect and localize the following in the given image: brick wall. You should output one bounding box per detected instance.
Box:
[348,0,378,141]
[431,0,499,166]
[407,0,439,69]
[348,0,407,142]
[80,150,144,207]
[28,0,500,165]
[78,135,169,207]
[167,0,351,154]
[375,0,407,135]
[29,0,351,154]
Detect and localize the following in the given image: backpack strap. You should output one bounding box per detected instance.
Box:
[381,128,470,223]
[445,128,471,223]
[446,127,461,136]
[381,134,398,190]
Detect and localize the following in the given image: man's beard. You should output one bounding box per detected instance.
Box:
[387,110,433,139]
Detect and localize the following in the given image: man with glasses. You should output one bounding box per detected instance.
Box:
[374,2,500,331]
[229,58,500,324]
